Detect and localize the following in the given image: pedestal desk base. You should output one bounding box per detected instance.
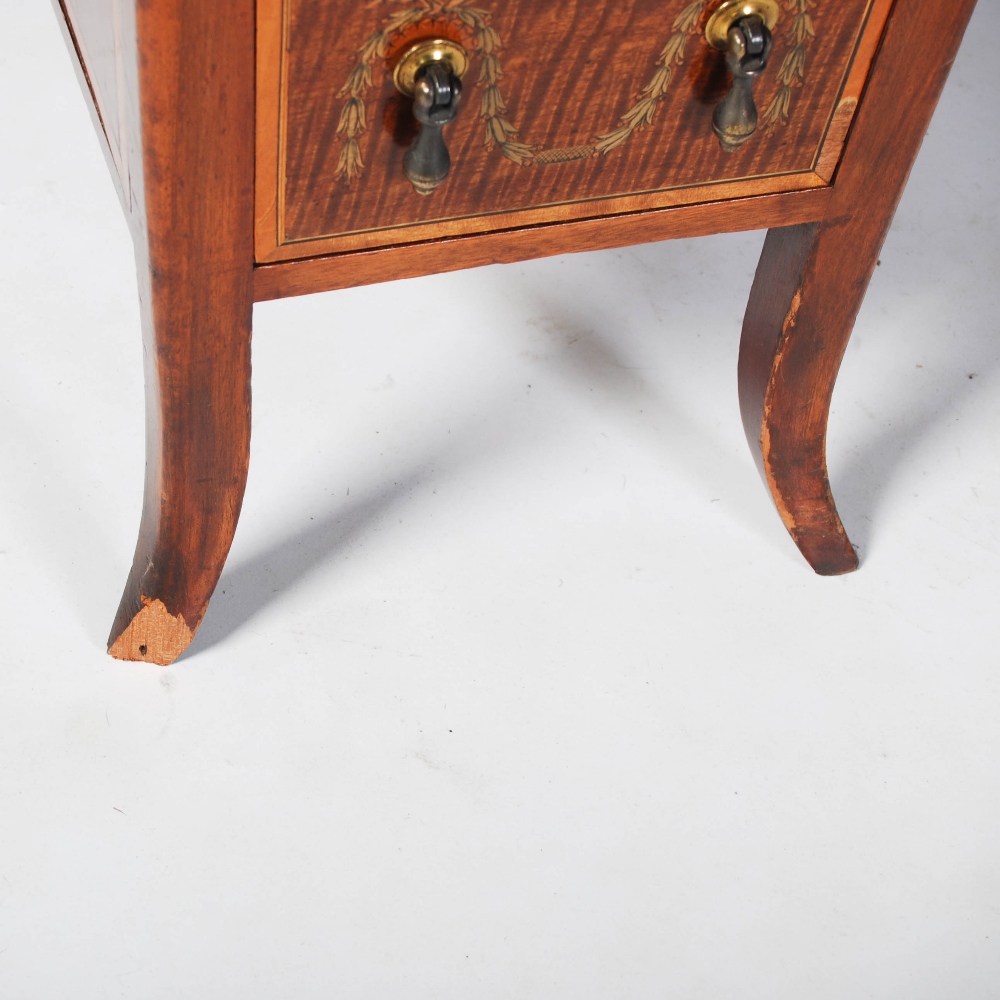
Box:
[53,0,977,664]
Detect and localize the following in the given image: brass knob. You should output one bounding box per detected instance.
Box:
[705,0,779,152]
[394,39,469,195]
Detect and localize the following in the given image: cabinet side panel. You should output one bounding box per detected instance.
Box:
[56,0,131,213]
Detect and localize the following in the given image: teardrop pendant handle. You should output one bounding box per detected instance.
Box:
[394,39,469,195]
[704,1,779,152]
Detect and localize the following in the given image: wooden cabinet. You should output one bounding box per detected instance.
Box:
[52,0,978,664]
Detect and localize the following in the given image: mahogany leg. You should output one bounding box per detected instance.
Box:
[106,271,252,665]
[738,221,866,575]
[738,0,979,574]
[106,0,255,664]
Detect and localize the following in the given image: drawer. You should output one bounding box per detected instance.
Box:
[256,0,893,264]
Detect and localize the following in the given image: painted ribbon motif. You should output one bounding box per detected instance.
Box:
[761,0,817,131]
[333,0,817,185]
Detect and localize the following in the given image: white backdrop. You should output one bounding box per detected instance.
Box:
[1,2,998,997]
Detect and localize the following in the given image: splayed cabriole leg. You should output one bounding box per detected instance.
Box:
[106,0,256,665]
[737,0,979,574]
[738,221,862,575]
[106,274,252,665]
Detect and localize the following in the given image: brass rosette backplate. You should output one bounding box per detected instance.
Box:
[704,0,781,49]
[393,38,470,96]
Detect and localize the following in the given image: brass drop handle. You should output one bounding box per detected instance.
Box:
[705,0,779,152]
[394,39,469,195]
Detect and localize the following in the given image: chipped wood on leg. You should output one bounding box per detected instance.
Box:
[108,597,194,665]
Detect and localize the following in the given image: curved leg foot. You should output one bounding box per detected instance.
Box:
[737,0,978,574]
[106,312,251,664]
[106,0,255,664]
[107,239,252,664]
[739,222,862,575]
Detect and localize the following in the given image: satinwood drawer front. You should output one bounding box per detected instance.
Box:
[255,0,894,264]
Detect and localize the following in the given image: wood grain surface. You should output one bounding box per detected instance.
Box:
[102,0,257,665]
[256,0,891,262]
[738,0,979,574]
[253,186,832,301]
